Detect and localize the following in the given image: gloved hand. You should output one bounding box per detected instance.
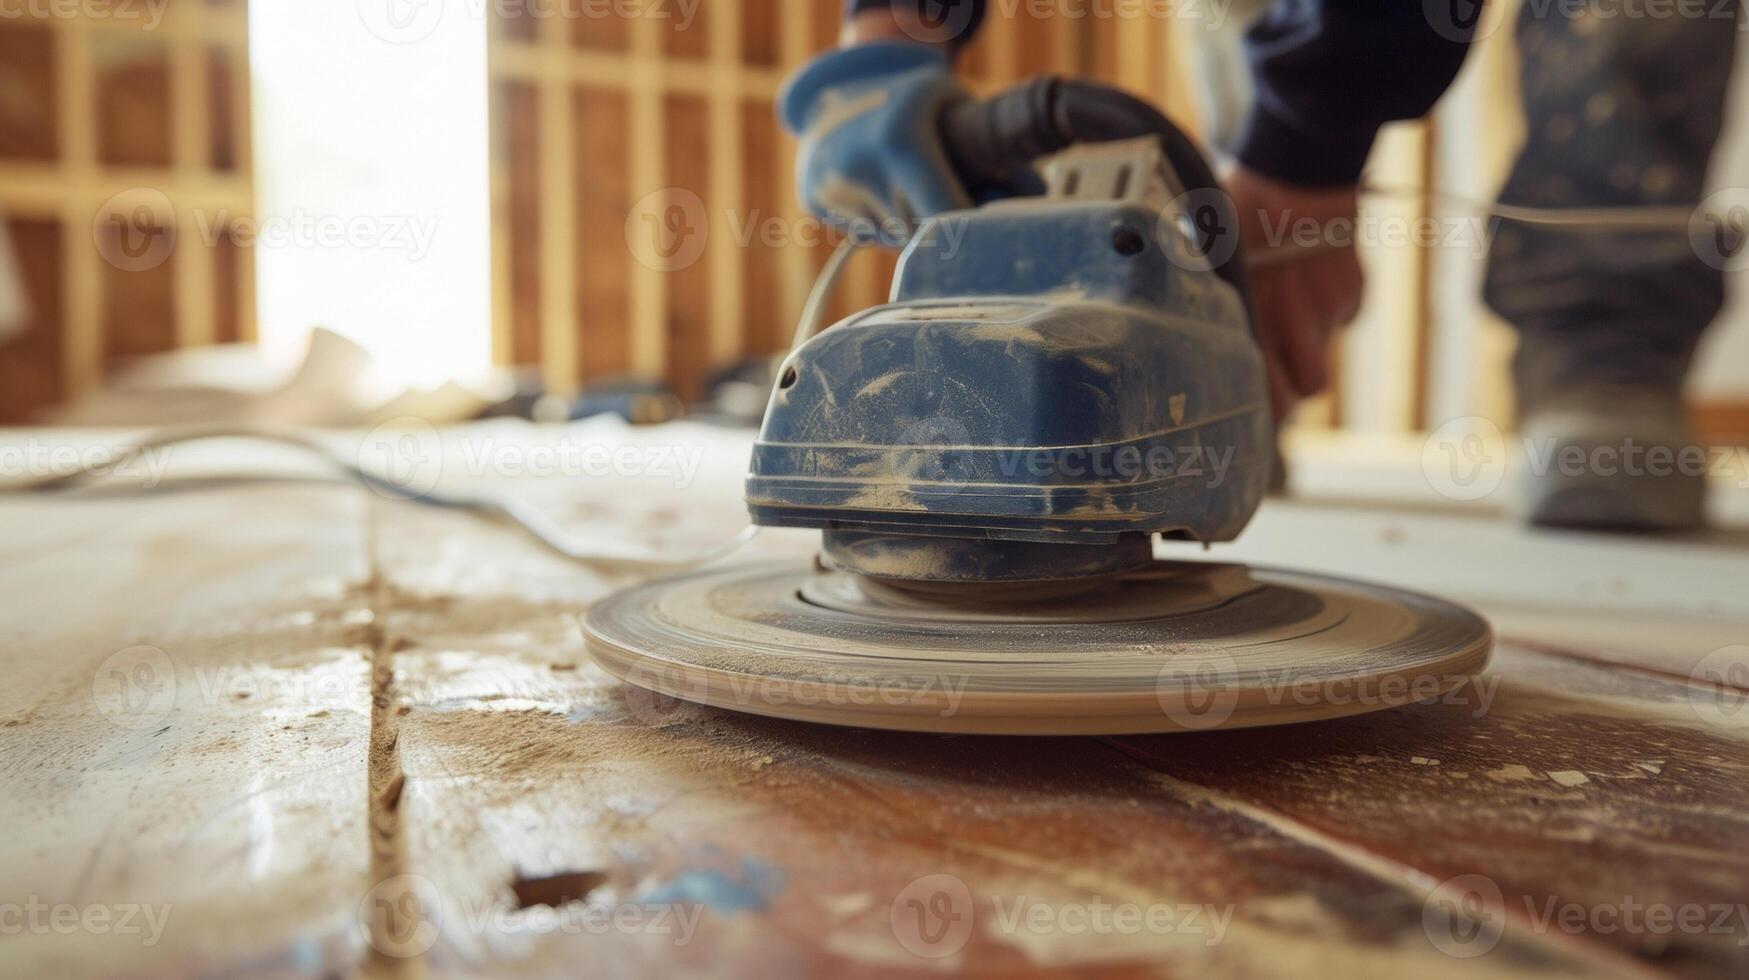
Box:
[779,41,972,247]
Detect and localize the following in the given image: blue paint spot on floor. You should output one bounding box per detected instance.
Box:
[635,856,784,914]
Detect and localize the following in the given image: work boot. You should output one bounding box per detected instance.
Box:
[1515,384,1707,532]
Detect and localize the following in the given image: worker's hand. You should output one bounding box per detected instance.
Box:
[1225,166,1364,421]
[779,42,972,248]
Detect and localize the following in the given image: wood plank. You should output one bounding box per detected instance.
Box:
[0,480,374,977]
[1113,641,1749,978]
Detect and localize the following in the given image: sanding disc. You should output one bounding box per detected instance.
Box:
[584,559,1492,735]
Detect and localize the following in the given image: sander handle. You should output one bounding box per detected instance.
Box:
[937,77,1254,322]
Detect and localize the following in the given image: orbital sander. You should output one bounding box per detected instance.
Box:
[586,79,1491,735]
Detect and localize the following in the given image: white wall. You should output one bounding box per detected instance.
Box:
[1692,25,1749,400]
[248,0,492,390]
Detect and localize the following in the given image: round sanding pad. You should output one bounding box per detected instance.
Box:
[584,559,1492,735]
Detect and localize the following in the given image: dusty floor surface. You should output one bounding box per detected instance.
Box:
[1,419,1746,978]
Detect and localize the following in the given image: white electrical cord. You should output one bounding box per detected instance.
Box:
[2,424,758,574]
[1245,182,1704,267]
[790,237,863,352]
[1361,181,1699,230]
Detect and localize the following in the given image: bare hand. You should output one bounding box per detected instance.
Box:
[1224,166,1364,421]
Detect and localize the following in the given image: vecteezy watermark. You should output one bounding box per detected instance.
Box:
[196,209,440,263]
[1422,873,1507,958]
[1156,189,1497,276]
[626,188,710,274]
[357,417,445,501]
[353,418,713,501]
[1688,646,1749,731]
[92,189,441,273]
[1422,0,1509,41]
[625,188,974,273]
[93,189,177,274]
[1422,874,1749,958]
[357,0,703,45]
[620,663,974,724]
[358,874,705,958]
[1155,653,1241,730]
[1420,415,1749,503]
[1422,416,1510,503]
[1691,188,1749,272]
[92,645,178,731]
[889,874,1234,960]
[991,442,1240,490]
[1255,210,1497,261]
[882,0,984,44]
[0,439,175,489]
[1426,0,1745,43]
[0,0,168,29]
[880,415,1242,501]
[1159,188,1241,273]
[359,875,445,958]
[888,0,1234,44]
[889,416,975,497]
[92,644,375,726]
[0,899,173,947]
[618,663,710,728]
[891,874,976,958]
[1156,659,1500,731]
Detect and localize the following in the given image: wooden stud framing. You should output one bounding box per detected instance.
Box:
[534,13,579,391]
[708,0,747,368]
[476,2,1479,440]
[0,5,250,410]
[628,12,664,380]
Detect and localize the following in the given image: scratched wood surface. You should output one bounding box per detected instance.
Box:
[1,421,1746,979]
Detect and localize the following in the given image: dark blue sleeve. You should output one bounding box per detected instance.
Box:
[1237,1,1479,186]
[844,0,1477,187]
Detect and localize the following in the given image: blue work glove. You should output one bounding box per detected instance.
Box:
[779,42,972,248]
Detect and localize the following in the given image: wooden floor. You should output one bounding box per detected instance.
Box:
[1,422,1746,979]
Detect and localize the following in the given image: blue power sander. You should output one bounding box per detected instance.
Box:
[586,81,1491,735]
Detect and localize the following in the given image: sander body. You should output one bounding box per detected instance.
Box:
[585,83,1491,735]
[747,138,1271,583]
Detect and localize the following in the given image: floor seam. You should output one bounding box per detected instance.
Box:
[1098,737,1666,980]
[361,493,420,978]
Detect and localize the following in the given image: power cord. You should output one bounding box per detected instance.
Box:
[2,423,759,574]
[1360,181,1700,231]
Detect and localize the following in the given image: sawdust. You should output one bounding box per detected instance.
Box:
[404,704,784,810]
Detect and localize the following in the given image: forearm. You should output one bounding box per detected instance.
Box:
[1238,0,1479,187]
